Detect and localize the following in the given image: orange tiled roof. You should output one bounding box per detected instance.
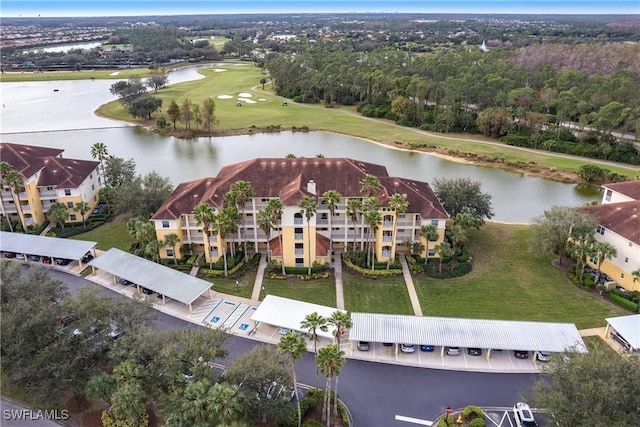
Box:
[0,142,64,178]
[603,180,640,201]
[581,200,640,245]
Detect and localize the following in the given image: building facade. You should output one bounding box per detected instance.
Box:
[0,143,102,229]
[581,181,640,291]
[151,158,449,268]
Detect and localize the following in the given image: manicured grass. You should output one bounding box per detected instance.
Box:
[0,67,158,82]
[260,277,337,307]
[413,223,627,329]
[70,217,133,251]
[342,271,414,315]
[201,274,256,300]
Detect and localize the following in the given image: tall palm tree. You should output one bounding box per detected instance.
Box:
[420,224,439,265]
[300,312,328,377]
[5,168,25,232]
[74,201,90,228]
[257,208,273,261]
[110,381,147,426]
[207,382,245,425]
[446,224,467,269]
[266,198,285,275]
[0,161,15,232]
[163,233,180,265]
[228,181,254,260]
[570,232,595,283]
[213,208,235,277]
[345,198,362,251]
[90,142,109,186]
[362,198,381,270]
[322,190,341,256]
[434,241,452,273]
[327,310,352,416]
[359,173,381,197]
[316,343,346,426]
[193,203,216,269]
[298,195,317,275]
[591,241,617,284]
[277,331,307,427]
[387,193,408,269]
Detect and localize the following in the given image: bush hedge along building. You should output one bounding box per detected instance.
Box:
[151,157,449,268]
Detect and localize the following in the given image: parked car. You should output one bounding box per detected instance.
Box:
[610,330,631,351]
[514,350,529,359]
[15,253,25,260]
[400,344,415,353]
[357,341,370,351]
[55,258,72,266]
[446,346,460,356]
[3,252,16,258]
[41,256,51,264]
[513,402,538,427]
[56,312,78,326]
[141,287,154,295]
[420,345,435,352]
[109,326,125,340]
[382,342,394,347]
[118,277,132,286]
[468,348,482,356]
[28,254,41,262]
[81,252,94,263]
[277,327,290,335]
[535,351,551,362]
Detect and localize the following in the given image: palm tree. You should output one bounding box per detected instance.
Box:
[387,193,409,269]
[0,161,15,231]
[359,173,381,197]
[345,198,362,251]
[419,224,439,265]
[257,208,273,261]
[298,195,317,275]
[267,198,285,275]
[110,381,147,426]
[362,202,382,270]
[327,310,351,416]
[434,241,452,273]
[632,269,640,291]
[74,201,90,228]
[193,203,216,269]
[446,224,467,269]
[90,142,109,186]
[277,331,307,427]
[322,190,341,256]
[5,168,25,231]
[163,233,180,265]
[591,241,617,284]
[228,181,254,261]
[570,232,595,283]
[208,382,245,425]
[316,343,346,426]
[300,312,328,377]
[47,202,68,230]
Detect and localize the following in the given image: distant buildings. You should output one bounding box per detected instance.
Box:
[151,157,448,268]
[0,143,103,230]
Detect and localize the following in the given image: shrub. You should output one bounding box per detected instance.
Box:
[609,293,639,312]
[426,262,472,279]
[463,405,484,419]
[437,415,455,427]
[302,421,324,427]
[582,274,596,289]
[469,418,487,427]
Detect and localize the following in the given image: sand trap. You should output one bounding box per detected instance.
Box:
[237,98,257,104]
[212,68,226,72]
[258,98,267,101]
[217,95,233,99]
[109,72,120,76]
[238,92,253,98]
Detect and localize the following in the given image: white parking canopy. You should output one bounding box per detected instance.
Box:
[88,248,211,306]
[350,312,587,353]
[251,295,343,338]
[0,231,96,261]
[606,314,640,350]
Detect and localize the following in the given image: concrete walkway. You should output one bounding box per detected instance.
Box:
[251,252,267,302]
[334,250,345,309]
[400,256,423,316]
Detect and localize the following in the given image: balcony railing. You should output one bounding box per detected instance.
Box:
[294,233,304,240]
[295,249,304,255]
[383,221,393,227]
[382,250,391,257]
[382,236,393,242]
[39,190,57,198]
[294,218,304,225]
[397,221,413,227]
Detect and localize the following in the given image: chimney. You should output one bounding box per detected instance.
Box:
[307,179,316,195]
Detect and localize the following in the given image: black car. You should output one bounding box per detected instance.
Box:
[514,350,529,359]
[468,348,482,356]
[28,254,41,262]
[81,252,94,263]
[55,258,72,266]
[141,287,154,295]
[118,277,132,286]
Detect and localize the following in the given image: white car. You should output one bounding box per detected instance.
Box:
[513,402,538,427]
[535,351,551,362]
[400,344,415,353]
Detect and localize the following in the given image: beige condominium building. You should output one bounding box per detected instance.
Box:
[151,157,449,268]
[581,180,640,291]
[0,143,102,230]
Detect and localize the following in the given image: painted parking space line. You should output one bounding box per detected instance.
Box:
[395,415,433,426]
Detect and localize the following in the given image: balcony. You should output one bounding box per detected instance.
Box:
[294,233,304,240]
[382,236,393,242]
[295,249,304,255]
[397,221,413,227]
[383,221,393,228]
[317,219,329,225]
[39,190,57,198]
[294,218,303,225]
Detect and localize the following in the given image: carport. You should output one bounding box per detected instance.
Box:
[349,313,587,359]
[88,248,213,314]
[250,295,343,338]
[0,231,96,267]
[605,314,640,352]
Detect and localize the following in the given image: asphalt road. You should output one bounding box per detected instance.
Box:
[43,267,538,426]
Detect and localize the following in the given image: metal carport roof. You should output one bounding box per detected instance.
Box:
[606,314,640,350]
[350,312,587,353]
[250,295,343,339]
[88,248,211,306]
[0,231,96,260]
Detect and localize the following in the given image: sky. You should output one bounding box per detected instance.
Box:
[1,0,639,18]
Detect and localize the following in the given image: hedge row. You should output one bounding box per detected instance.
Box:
[342,257,403,278]
[609,293,639,312]
[425,262,472,279]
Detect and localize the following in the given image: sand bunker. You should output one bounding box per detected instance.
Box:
[237,98,257,104]
[238,92,253,98]
[217,95,233,99]
[258,98,267,101]
[109,72,120,76]
[212,68,226,72]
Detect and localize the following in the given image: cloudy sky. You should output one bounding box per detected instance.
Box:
[2,0,638,17]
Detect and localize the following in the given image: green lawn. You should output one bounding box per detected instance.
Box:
[260,277,336,307]
[413,223,627,329]
[342,271,414,315]
[200,274,256,300]
[70,217,133,251]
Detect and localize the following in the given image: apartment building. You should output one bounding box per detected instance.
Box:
[581,181,640,291]
[0,143,102,230]
[151,157,449,268]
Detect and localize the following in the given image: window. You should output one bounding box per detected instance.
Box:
[620,273,625,279]
[605,189,612,202]
[596,226,605,235]
[70,214,77,220]
[428,249,435,256]
[91,184,95,191]
[46,186,54,191]
[66,202,74,208]
[162,220,170,228]
[49,199,56,203]
[64,189,71,196]
[166,249,174,257]
[624,257,629,263]
[431,219,438,226]
[89,173,93,179]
